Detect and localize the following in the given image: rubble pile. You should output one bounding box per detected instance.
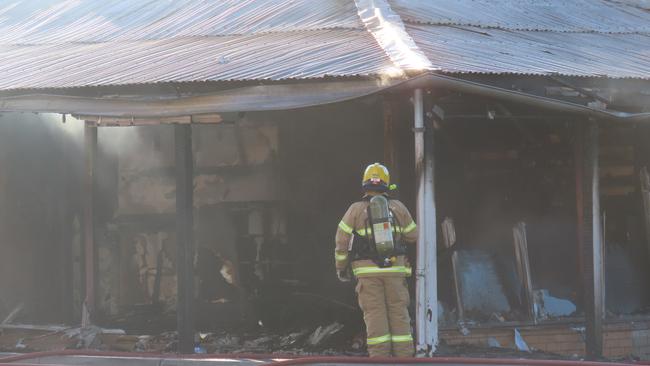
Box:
[0,321,364,356]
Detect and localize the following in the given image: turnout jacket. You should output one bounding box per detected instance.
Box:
[335,198,417,277]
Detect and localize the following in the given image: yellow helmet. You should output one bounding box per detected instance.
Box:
[362,163,390,192]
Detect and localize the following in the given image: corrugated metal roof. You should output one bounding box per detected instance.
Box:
[611,0,650,10]
[388,0,650,80]
[408,24,650,79]
[0,29,395,89]
[389,0,650,33]
[0,0,362,44]
[0,0,649,91]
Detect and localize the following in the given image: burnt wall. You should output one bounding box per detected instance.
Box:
[88,97,398,332]
[93,117,282,330]
[435,116,580,323]
[601,125,650,315]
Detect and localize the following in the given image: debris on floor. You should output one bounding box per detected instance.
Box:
[279,331,308,349]
[0,323,126,353]
[0,321,361,356]
[458,323,471,336]
[534,289,576,319]
[487,337,501,348]
[1,304,24,325]
[514,328,531,352]
[306,322,343,346]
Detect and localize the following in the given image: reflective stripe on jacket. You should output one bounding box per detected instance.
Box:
[351,256,412,278]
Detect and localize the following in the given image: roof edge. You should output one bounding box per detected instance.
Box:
[354,0,433,74]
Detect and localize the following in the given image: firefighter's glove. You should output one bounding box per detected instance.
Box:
[337,269,351,282]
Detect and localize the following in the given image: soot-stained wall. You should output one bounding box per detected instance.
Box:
[92,96,398,332]
[435,116,580,323]
[94,116,282,326]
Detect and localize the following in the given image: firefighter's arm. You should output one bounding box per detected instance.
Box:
[334,204,357,271]
[395,201,418,243]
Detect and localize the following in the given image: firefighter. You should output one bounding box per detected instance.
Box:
[335,163,418,357]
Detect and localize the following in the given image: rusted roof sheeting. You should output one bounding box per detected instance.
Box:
[0,0,362,44]
[0,30,395,90]
[389,0,650,33]
[408,24,650,79]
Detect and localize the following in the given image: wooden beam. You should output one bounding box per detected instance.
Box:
[584,120,604,359]
[575,123,585,292]
[77,114,224,126]
[641,168,650,268]
[175,124,195,354]
[451,251,465,325]
[513,222,535,322]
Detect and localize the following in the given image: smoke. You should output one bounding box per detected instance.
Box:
[97,125,145,158]
[0,112,86,322]
[0,112,168,322]
[47,113,84,140]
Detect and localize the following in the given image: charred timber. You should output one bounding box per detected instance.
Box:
[175,124,195,354]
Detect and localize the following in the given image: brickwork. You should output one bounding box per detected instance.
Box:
[440,320,650,359]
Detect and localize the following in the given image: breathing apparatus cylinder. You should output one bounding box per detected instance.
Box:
[368,195,396,267]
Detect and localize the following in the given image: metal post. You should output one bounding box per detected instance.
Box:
[414,89,426,355]
[175,124,195,354]
[423,110,438,352]
[82,122,96,327]
[585,120,604,359]
[414,88,437,354]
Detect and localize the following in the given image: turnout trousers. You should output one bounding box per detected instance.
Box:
[356,276,414,357]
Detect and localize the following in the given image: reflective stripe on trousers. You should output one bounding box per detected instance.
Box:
[367,334,391,345]
[391,334,413,342]
[367,334,412,344]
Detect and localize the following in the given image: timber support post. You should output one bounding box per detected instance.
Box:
[175,124,195,354]
[583,120,604,359]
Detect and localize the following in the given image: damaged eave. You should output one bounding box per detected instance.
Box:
[406,73,650,123]
[1,72,649,123]
[0,78,405,118]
